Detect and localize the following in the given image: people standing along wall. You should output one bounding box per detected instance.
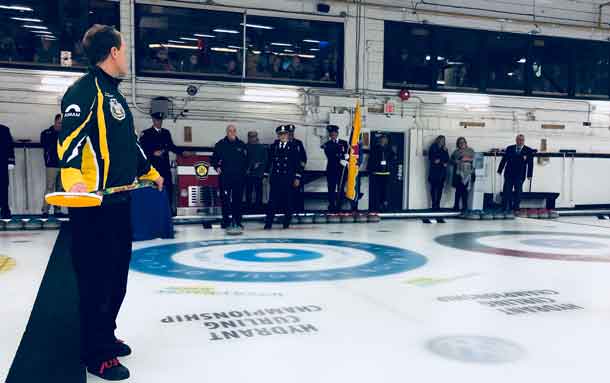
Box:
[427,135,449,211]
[451,137,476,212]
[40,114,62,217]
[244,131,267,213]
[497,134,534,211]
[0,123,14,219]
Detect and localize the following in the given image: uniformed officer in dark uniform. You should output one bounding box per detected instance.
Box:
[139,112,182,209]
[58,24,163,381]
[321,125,349,212]
[368,134,395,212]
[288,124,307,212]
[211,124,248,229]
[497,134,534,211]
[0,124,15,219]
[264,125,304,229]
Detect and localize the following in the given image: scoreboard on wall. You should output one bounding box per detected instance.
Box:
[176,153,221,216]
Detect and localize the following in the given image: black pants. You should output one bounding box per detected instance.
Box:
[429,182,444,210]
[0,170,9,216]
[69,200,132,365]
[327,169,345,212]
[220,176,244,226]
[266,177,294,227]
[244,176,263,212]
[370,174,390,212]
[503,177,524,211]
[454,182,469,211]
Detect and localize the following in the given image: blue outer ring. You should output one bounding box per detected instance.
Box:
[130,238,427,282]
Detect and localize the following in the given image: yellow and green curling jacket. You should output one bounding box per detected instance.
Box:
[58,66,159,197]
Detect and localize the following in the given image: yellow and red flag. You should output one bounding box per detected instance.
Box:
[345,102,362,201]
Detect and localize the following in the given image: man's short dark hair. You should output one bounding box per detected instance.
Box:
[54,113,61,121]
[82,24,121,66]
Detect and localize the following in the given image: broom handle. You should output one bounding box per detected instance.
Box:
[96,180,156,196]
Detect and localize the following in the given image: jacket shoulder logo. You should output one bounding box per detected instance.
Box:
[109,98,126,121]
[64,104,81,118]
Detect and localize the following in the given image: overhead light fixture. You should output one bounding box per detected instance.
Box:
[298,54,315,59]
[271,42,292,47]
[194,34,215,38]
[251,50,261,55]
[425,55,431,61]
[590,101,610,113]
[11,17,41,22]
[213,29,239,34]
[445,93,490,107]
[180,37,198,41]
[507,72,515,77]
[437,56,445,61]
[227,45,242,50]
[149,43,198,50]
[0,5,33,11]
[240,23,273,30]
[242,87,301,104]
[284,49,294,53]
[33,31,53,35]
[517,58,527,63]
[23,25,48,30]
[211,47,238,53]
[303,39,320,43]
[168,40,185,44]
[436,80,446,85]
[310,48,320,52]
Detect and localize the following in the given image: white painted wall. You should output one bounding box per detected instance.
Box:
[4,0,610,213]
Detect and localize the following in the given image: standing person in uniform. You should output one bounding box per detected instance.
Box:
[322,125,349,212]
[40,114,62,217]
[58,25,163,381]
[427,135,449,210]
[451,137,476,212]
[244,131,267,213]
[368,134,395,212]
[0,124,14,219]
[497,134,534,211]
[288,125,307,213]
[139,112,182,211]
[211,124,248,229]
[264,125,303,229]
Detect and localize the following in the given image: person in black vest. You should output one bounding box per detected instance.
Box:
[0,124,15,219]
[264,125,303,229]
[322,125,349,212]
[497,134,534,211]
[288,125,307,213]
[427,135,449,210]
[244,131,267,213]
[212,124,248,229]
[139,112,182,210]
[40,113,62,217]
[368,134,396,212]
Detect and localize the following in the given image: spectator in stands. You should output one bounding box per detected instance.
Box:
[244,131,267,212]
[289,56,305,79]
[145,47,175,71]
[227,59,239,76]
[34,38,58,64]
[0,34,17,62]
[451,137,476,212]
[0,124,14,219]
[428,135,449,210]
[498,134,534,211]
[40,114,63,218]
